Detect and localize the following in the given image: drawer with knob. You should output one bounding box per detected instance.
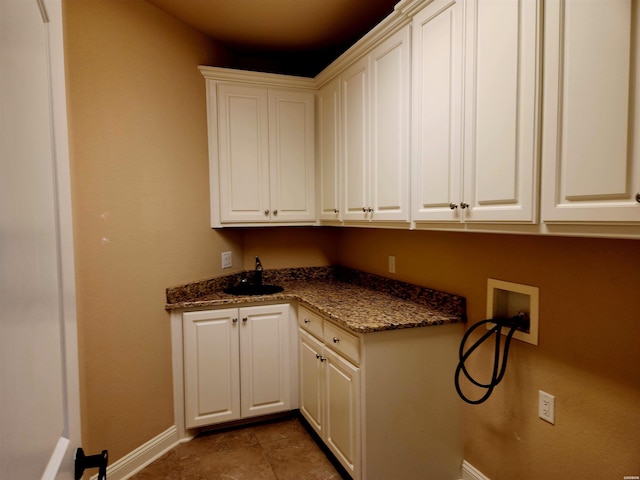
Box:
[323,320,360,365]
[298,305,324,339]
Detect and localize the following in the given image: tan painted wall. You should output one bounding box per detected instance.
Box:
[337,228,640,480]
[241,227,340,269]
[63,0,242,460]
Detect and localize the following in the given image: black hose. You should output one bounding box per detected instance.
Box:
[455,313,529,404]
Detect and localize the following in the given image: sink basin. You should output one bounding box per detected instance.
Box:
[223,284,284,296]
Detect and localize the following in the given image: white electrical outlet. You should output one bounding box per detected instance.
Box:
[221,251,232,269]
[539,390,555,424]
[388,255,396,273]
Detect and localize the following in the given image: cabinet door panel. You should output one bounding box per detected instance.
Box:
[463,0,540,222]
[298,329,324,436]
[342,58,369,221]
[370,27,411,221]
[318,79,341,221]
[269,90,316,221]
[183,309,240,428]
[217,84,270,222]
[239,304,291,418]
[542,0,640,223]
[412,0,464,221]
[324,348,360,479]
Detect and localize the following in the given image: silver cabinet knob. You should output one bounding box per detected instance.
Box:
[333,209,339,214]
[362,207,367,212]
[460,202,469,209]
[367,207,373,213]
[273,210,278,215]
[333,337,340,343]
[635,193,640,203]
[232,318,238,323]
[449,202,458,210]
[304,319,311,324]
[264,210,270,216]
[242,317,247,323]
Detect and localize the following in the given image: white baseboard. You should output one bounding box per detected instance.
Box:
[90,425,180,480]
[461,460,490,480]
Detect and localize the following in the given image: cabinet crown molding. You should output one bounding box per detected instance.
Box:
[199,65,316,90]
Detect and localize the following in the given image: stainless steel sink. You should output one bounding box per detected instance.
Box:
[223,284,284,296]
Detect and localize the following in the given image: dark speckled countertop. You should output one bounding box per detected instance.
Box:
[166,266,466,334]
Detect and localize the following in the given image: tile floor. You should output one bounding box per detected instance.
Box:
[129,415,348,480]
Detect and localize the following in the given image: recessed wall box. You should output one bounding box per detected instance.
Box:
[487,279,539,345]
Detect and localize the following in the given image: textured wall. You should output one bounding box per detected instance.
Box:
[63,0,241,460]
[337,228,640,479]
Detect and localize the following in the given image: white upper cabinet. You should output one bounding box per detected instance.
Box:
[217,84,271,224]
[267,89,316,223]
[412,0,541,224]
[341,26,411,223]
[411,0,464,222]
[317,77,342,222]
[463,0,541,223]
[200,67,316,227]
[541,0,640,224]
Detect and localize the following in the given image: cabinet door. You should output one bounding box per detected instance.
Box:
[217,84,270,223]
[462,0,541,222]
[323,347,361,479]
[239,304,291,418]
[268,89,316,222]
[412,0,464,222]
[318,78,342,222]
[369,27,411,222]
[298,328,324,436]
[342,57,370,221]
[183,309,240,428]
[541,0,640,223]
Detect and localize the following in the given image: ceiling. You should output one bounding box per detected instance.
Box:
[145,0,400,76]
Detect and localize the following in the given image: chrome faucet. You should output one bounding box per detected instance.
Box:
[254,256,263,286]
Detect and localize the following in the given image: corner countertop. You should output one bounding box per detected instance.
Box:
[166,266,466,334]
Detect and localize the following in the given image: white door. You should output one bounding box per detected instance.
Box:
[342,57,370,221]
[462,0,541,222]
[217,83,271,223]
[268,89,316,222]
[298,329,324,436]
[323,347,360,479]
[541,0,640,223]
[183,309,240,428]
[411,0,464,222]
[239,304,291,418]
[317,78,342,222]
[369,26,411,222]
[0,1,80,479]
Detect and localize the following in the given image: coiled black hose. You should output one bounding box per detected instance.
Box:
[455,313,530,404]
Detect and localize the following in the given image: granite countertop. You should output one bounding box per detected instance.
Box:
[166,266,466,334]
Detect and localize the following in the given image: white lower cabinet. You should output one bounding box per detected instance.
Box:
[183,304,291,429]
[298,305,463,480]
[299,328,361,478]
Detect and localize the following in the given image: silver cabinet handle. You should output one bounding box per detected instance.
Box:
[460,202,469,209]
[449,202,458,210]
[333,337,340,343]
[315,353,326,362]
